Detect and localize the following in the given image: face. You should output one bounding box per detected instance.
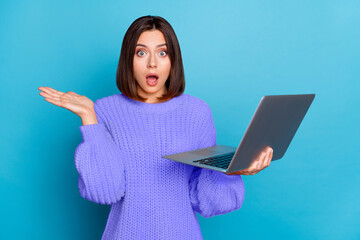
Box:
[133,29,171,103]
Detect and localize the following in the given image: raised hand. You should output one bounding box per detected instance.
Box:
[225,146,273,175]
[38,87,98,125]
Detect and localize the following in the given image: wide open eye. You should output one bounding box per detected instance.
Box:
[136,50,146,56]
[159,50,167,57]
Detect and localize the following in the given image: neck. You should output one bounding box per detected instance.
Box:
[137,87,167,103]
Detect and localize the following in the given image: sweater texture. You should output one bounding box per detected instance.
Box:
[74,93,245,240]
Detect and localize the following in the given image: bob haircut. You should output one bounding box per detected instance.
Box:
[116,15,185,103]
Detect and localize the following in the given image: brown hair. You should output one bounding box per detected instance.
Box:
[116,15,185,103]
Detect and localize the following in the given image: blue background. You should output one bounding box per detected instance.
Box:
[1,0,359,239]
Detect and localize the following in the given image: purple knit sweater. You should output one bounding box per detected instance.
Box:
[74,93,245,240]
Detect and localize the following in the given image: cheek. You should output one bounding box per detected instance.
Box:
[133,59,143,75]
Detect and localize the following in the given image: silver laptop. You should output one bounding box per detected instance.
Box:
[162,94,315,174]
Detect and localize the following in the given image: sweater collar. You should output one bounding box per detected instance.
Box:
[119,93,186,113]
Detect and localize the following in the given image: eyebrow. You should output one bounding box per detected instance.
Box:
[136,43,167,48]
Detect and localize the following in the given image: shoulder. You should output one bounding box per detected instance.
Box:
[185,94,212,115]
[94,94,119,105]
[185,95,215,136]
[184,94,213,125]
[94,93,124,107]
[186,94,210,109]
[93,94,122,115]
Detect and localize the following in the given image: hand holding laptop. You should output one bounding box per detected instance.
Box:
[162,94,315,175]
[225,146,273,175]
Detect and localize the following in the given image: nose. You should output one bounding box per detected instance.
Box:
[147,52,157,68]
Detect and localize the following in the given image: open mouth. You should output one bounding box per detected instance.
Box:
[146,73,159,86]
[146,73,159,79]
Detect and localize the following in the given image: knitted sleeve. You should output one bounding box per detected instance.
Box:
[74,99,126,205]
[188,103,245,218]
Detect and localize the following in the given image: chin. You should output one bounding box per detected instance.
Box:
[139,84,165,94]
[146,82,165,90]
[144,87,160,93]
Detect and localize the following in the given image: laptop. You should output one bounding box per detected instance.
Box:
[162,94,315,174]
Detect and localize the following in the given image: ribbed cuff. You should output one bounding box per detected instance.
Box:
[79,123,108,142]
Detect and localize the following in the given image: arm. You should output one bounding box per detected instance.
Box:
[74,99,126,205]
[188,103,245,218]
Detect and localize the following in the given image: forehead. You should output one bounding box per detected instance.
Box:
[136,30,166,47]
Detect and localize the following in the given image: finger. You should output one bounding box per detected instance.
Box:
[247,160,259,172]
[266,149,273,167]
[39,86,56,94]
[248,169,259,175]
[247,159,261,175]
[252,151,268,173]
[235,151,265,175]
[45,87,63,94]
[40,87,63,98]
[249,153,263,169]
[44,97,63,107]
[258,151,269,170]
[256,151,267,168]
[236,170,250,175]
[39,87,55,95]
[251,152,264,170]
[47,88,73,101]
[44,87,65,96]
[39,91,60,100]
[261,149,272,170]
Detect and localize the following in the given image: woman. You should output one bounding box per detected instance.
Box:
[38,15,273,240]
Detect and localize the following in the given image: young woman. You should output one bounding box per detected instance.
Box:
[38,15,273,240]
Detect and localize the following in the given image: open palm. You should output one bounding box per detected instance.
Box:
[38,87,94,118]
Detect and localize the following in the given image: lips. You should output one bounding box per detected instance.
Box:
[146,73,159,78]
[145,73,159,86]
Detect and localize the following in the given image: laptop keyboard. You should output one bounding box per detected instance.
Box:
[193,152,235,169]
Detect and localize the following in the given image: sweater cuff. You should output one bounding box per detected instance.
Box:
[79,123,108,142]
